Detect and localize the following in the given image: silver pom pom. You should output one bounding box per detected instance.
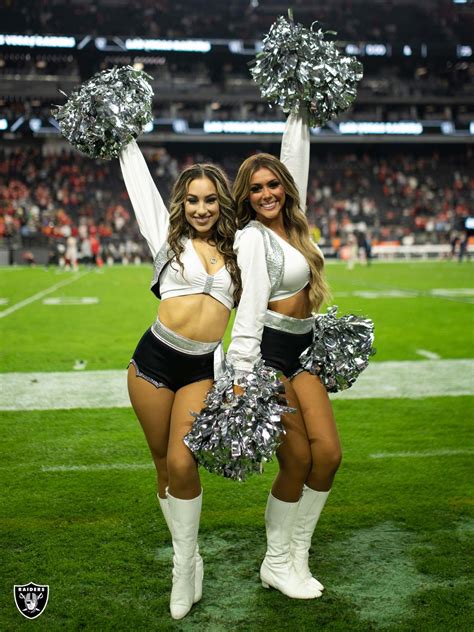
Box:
[299,306,375,392]
[52,66,154,160]
[251,14,363,127]
[184,360,293,481]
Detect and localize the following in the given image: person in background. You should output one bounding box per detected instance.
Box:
[65,234,79,271]
[458,232,469,263]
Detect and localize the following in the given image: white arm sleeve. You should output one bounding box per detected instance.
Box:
[119,140,169,258]
[280,111,310,212]
[227,228,272,379]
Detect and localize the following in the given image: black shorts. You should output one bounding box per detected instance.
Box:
[130,328,216,392]
[260,325,313,380]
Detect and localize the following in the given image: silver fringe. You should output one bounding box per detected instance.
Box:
[250,14,363,127]
[52,66,154,159]
[184,360,293,481]
[299,305,375,392]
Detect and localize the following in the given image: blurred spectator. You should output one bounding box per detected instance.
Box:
[1,142,472,263]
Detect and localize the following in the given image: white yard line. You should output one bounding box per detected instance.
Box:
[415,349,441,360]
[0,271,89,318]
[1,359,473,411]
[370,449,474,459]
[0,370,127,410]
[42,463,153,472]
[37,450,474,473]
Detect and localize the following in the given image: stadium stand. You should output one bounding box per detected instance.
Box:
[2,0,473,42]
[1,142,472,264]
[0,0,473,263]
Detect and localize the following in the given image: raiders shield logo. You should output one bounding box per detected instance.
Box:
[14,583,49,619]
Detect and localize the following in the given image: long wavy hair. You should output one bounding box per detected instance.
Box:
[233,153,329,311]
[168,164,241,304]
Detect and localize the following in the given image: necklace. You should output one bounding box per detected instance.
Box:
[193,238,219,264]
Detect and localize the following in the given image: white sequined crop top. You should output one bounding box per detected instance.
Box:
[119,141,234,311]
[269,229,310,301]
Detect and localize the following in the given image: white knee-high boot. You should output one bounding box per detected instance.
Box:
[290,486,329,592]
[260,493,322,599]
[166,490,203,620]
[157,495,203,603]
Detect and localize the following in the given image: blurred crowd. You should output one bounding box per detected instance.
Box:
[305,148,472,247]
[1,143,472,265]
[1,0,471,265]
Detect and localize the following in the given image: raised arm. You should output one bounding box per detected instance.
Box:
[119,140,169,259]
[280,111,310,212]
[226,227,272,380]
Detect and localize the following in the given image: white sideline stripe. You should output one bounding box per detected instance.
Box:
[42,463,153,472]
[0,271,89,318]
[415,349,441,360]
[37,449,474,472]
[370,449,474,459]
[1,359,473,411]
[331,359,473,400]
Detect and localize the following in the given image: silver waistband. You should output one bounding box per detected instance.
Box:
[151,318,220,355]
[263,309,314,334]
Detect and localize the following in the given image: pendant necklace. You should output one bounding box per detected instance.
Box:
[195,238,218,264]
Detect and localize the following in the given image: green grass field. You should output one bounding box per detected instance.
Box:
[1,261,473,631]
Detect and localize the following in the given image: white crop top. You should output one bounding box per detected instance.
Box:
[269,229,310,301]
[160,239,234,310]
[119,141,234,311]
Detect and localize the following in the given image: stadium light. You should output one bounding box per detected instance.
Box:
[203,120,286,134]
[365,44,388,56]
[29,118,41,132]
[345,44,362,55]
[125,38,211,53]
[172,119,189,133]
[228,41,243,54]
[0,34,75,48]
[457,45,472,57]
[441,122,455,134]
[338,121,423,135]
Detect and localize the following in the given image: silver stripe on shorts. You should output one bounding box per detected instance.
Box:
[151,318,220,355]
[263,309,314,334]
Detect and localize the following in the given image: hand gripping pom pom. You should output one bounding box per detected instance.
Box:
[184,360,294,481]
[250,13,363,127]
[51,66,154,160]
[300,306,375,392]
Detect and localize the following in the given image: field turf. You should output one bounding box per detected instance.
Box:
[1,261,473,631]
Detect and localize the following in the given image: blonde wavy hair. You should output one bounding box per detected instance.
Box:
[168,164,241,304]
[233,153,329,311]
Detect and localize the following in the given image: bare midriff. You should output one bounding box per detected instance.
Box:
[268,285,312,319]
[158,294,230,342]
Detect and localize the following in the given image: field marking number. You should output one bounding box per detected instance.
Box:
[43,297,99,305]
